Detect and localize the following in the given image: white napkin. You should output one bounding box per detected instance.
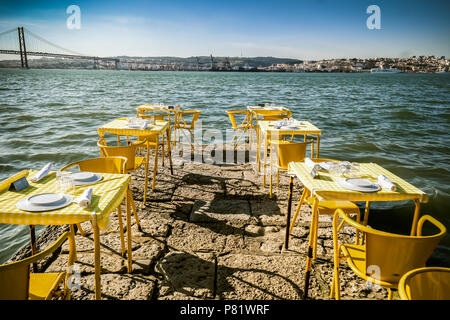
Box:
[30,162,53,182]
[318,161,334,171]
[141,120,149,129]
[304,158,317,169]
[74,188,93,208]
[378,175,396,191]
[274,120,283,129]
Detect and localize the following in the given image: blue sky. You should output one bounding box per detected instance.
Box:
[0,0,449,59]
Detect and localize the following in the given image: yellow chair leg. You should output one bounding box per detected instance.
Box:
[128,188,142,232]
[76,223,86,236]
[289,188,308,234]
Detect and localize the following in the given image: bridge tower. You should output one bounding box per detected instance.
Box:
[93,57,99,69]
[17,27,28,68]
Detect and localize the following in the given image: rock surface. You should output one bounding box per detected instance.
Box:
[10,143,388,300]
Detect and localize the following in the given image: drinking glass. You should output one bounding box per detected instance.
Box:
[347,163,361,178]
[57,172,74,195]
[340,162,360,178]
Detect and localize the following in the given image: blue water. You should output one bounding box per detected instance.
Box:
[0,69,449,265]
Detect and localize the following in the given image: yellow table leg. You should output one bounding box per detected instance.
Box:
[152,137,159,190]
[143,139,150,205]
[303,197,319,299]
[316,135,320,158]
[166,128,174,175]
[116,205,126,258]
[92,220,101,300]
[269,143,273,198]
[126,190,133,273]
[256,121,261,172]
[263,134,267,187]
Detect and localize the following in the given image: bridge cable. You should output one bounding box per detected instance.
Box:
[23,27,87,56]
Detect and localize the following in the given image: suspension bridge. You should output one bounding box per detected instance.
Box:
[0,27,119,69]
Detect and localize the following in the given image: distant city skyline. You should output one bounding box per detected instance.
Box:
[0,0,449,60]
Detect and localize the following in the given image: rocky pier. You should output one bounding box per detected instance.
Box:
[9,143,388,300]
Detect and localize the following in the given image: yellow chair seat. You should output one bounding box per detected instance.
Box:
[29,272,66,300]
[305,196,359,215]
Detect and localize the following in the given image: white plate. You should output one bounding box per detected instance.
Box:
[123,124,143,129]
[280,125,299,130]
[337,178,381,193]
[17,193,73,212]
[71,172,103,186]
[71,171,95,181]
[27,193,63,206]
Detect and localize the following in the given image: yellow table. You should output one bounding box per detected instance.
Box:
[286,161,428,299]
[258,120,322,187]
[0,169,131,300]
[97,118,173,204]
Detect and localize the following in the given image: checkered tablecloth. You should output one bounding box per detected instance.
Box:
[288,162,428,203]
[259,120,322,136]
[97,118,168,138]
[0,170,130,229]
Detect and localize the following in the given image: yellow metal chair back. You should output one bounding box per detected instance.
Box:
[259,109,292,120]
[226,109,251,130]
[0,231,69,300]
[178,110,201,129]
[365,219,445,284]
[331,209,447,299]
[275,140,314,170]
[60,156,127,174]
[97,140,146,173]
[398,267,450,300]
[137,108,169,121]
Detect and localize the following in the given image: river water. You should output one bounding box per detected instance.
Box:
[0,69,449,265]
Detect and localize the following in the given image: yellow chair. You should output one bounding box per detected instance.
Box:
[260,109,292,121]
[268,139,314,198]
[137,108,169,121]
[60,156,128,175]
[97,140,146,174]
[0,231,69,300]
[60,156,139,258]
[398,267,450,300]
[331,209,447,300]
[226,109,253,149]
[137,107,180,147]
[96,140,147,223]
[175,109,201,148]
